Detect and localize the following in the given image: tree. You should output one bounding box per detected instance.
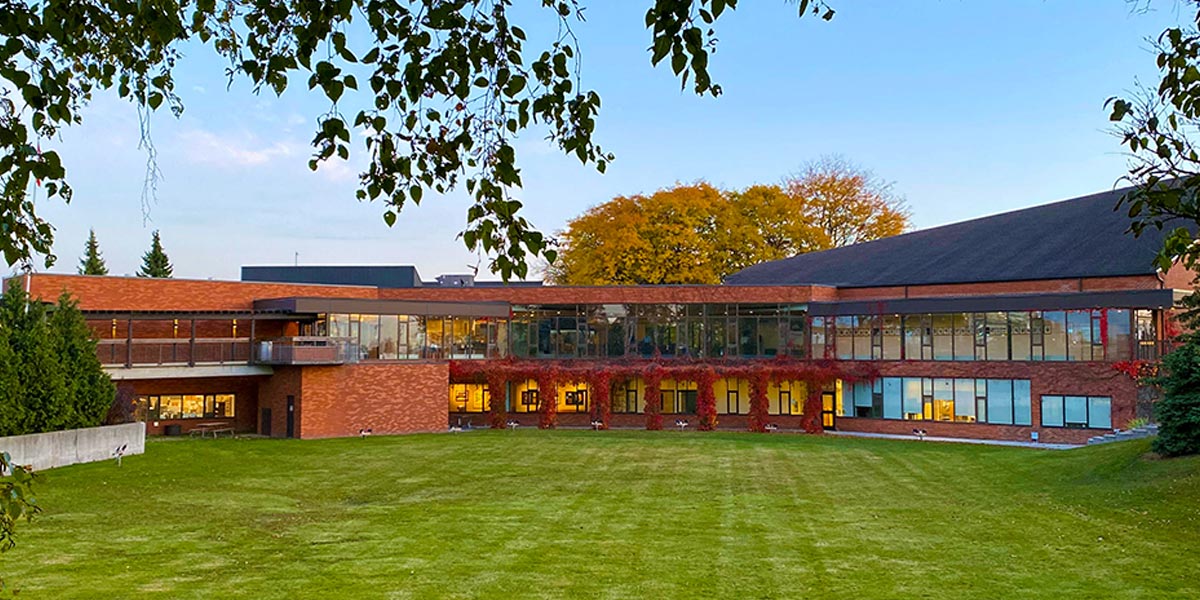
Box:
[77,229,108,276]
[728,184,825,263]
[0,452,40,553]
[547,182,748,285]
[0,0,835,278]
[137,231,173,279]
[783,155,910,249]
[0,318,23,438]
[1151,332,1200,457]
[547,162,911,285]
[49,292,115,430]
[1109,2,1200,273]
[0,283,69,434]
[0,282,114,435]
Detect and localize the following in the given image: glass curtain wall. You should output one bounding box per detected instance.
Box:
[813,309,1139,362]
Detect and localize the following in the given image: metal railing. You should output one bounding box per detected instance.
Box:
[255,337,358,365]
[97,338,252,367]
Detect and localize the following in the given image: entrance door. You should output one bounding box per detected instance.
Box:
[286,395,296,438]
[260,408,272,437]
[726,390,741,414]
[821,391,836,430]
[779,390,793,415]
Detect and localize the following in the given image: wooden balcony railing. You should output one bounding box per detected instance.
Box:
[97,338,252,367]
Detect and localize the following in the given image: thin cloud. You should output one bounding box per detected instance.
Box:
[175,128,300,168]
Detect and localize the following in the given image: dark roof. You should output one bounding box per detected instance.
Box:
[241,265,423,288]
[725,186,1171,288]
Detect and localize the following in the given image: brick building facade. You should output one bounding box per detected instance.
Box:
[12,186,1191,444]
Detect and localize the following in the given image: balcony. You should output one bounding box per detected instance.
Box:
[255,337,359,365]
[98,338,252,367]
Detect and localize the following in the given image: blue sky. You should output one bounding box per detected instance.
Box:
[33,1,1185,280]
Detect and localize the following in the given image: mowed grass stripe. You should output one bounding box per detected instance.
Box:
[2,431,1197,599]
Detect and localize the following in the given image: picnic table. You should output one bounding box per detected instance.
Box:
[189,422,235,438]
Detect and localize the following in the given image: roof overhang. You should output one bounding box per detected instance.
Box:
[807,289,1177,317]
[82,310,296,320]
[252,297,511,318]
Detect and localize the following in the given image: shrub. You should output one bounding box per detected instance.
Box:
[1152,332,1200,457]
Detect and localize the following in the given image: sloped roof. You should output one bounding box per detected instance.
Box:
[725,186,1170,288]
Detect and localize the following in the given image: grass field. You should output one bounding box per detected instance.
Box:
[4,431,1199,599]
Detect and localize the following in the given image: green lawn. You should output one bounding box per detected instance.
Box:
[4,431,1199,599]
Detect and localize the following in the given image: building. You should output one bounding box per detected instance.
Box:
[15,187,1191,444]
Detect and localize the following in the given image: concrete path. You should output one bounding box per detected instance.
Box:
[827,430,1079,450]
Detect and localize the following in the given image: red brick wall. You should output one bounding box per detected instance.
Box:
[258,367,301,437]
[377,285,827,304]
[119,376,264,435]
[22,271,1179,315]
[23,273,379,311]
[1163,262,1198,290]
[296,362,449,438]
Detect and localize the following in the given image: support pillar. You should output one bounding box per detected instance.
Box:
[125,317,133,368]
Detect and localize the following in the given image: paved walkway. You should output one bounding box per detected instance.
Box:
[827,430,1080,450]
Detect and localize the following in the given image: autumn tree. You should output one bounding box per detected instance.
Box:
[547,183,745,285]
[0,0,836,278]
[783,156,910,249]
[77,229,108,276]
[548,160,911,285]
[727,184,825,265]
[137,231,173,279]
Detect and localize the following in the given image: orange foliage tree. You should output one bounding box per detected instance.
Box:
[546,159,910,285]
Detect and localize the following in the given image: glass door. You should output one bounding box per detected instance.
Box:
[821,391,836,429]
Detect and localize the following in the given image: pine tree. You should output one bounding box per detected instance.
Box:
[77,228,109,275]
[137,230,173,278]
[0,282,69,433]
[0,303,24,437]
[1152,332,1200,457]
[49,291,115,429]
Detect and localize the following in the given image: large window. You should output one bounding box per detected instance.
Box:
[1041,395,1111,429]
[824,309,1141,363]
[140,394,236,420]
[449,383,490,413]
[842,378,1028,425]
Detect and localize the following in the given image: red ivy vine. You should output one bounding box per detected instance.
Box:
[485,371,508,429]
[449,357,879,434]
[588,369,612,429]
[643,364,664,431]
[536,367,559,429]
[1113,359,1159,383]
[695,366,717,431]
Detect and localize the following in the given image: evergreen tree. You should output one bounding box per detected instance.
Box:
[77,229,108,275]
[137,230,173,278]
[0,282,69,433]
[0,282,113,435]
[49,291,115,429]
[1152,332,1200,457]
[0,311,24,437]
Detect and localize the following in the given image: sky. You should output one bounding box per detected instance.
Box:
[30,1,1189,281]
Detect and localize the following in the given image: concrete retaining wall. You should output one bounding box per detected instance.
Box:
[0,422,145,471]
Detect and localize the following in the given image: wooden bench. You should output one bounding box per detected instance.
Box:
[189,423,235,438]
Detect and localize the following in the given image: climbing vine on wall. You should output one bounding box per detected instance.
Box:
[449,357,878,433]
[695,366,717,431]
[643,364,664,431]
[587,369,612,429]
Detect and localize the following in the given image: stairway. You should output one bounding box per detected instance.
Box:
[1086,424,1159,446]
